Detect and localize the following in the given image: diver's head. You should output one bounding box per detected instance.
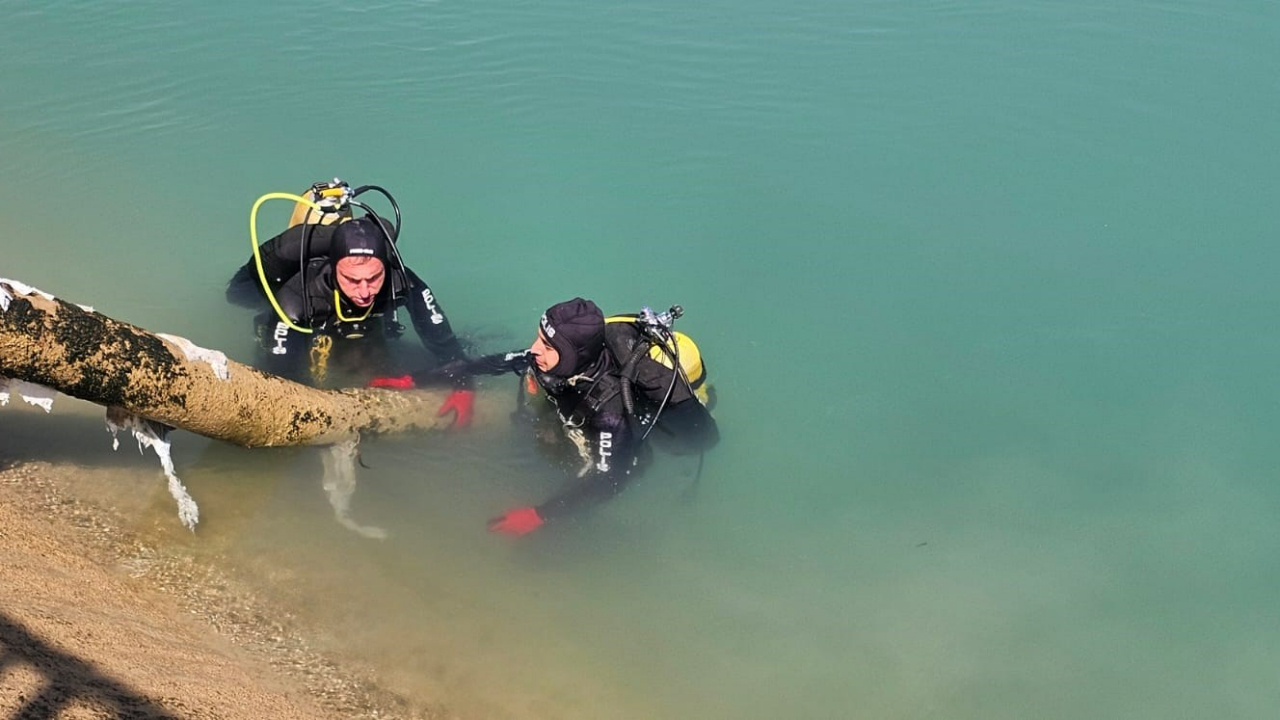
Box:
[331,217,390,307]
[334,256,385,307]
[531,298,605,377]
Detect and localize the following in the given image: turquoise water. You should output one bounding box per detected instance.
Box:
[4,1,1280,717]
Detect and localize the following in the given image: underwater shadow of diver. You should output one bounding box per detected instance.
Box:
[0,611,182,719]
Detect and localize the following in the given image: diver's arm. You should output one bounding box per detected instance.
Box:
[404,350,532,386]
[401,268,466,364]
[254,312,312,382]
[535,410,642,521]
[487,404,643,535]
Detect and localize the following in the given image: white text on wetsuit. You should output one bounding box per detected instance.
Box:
[597,431,612,472]
[421,288,444,324]
[272,322,289,355]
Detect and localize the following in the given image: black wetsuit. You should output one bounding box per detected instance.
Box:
[227,223,464,385]
[416,321,719,521]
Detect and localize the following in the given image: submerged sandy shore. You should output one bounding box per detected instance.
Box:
[0,458,447,720]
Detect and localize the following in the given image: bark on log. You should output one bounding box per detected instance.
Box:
[0,280,499,446]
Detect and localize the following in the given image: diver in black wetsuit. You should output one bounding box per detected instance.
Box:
[227,206,474,425]
[370,297,719,535]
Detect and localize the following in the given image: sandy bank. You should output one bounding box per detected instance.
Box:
[0,458,448,719]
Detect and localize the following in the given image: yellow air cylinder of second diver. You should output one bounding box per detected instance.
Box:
[649,331,710,405]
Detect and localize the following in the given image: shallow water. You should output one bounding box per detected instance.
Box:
[3,1,1280,717]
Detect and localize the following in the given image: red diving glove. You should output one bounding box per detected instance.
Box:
[437,389,475,428]
[367,374,415,390]
[488,506,544,536]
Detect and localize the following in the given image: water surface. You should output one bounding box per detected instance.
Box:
[3,1,1279,717]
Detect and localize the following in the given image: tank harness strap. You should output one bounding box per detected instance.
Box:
[562,372,623,427]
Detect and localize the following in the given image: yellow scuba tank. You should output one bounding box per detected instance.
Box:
[287,183,353,229]
[607,311,712,407]
[648,331,711,406]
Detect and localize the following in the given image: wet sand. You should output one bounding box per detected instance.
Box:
[0,458,449,720]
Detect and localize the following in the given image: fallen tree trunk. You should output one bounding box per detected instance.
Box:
[0,279,496,446]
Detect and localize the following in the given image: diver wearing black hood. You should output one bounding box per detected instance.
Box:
[370,297,719,535]
[236,215,467,397]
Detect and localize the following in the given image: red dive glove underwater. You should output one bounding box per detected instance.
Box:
[367,374,415,390]
[488,506,544,536]
[437,389,475,428]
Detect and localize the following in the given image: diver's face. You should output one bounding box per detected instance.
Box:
[530,330,560,373]
[334,257,386,307]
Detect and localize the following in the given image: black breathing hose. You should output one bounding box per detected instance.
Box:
[619,341,651,417]
[620,322,694,442]
[642,327,684,441]
[299,209,318,322]
[350,200,406,305]
[351,185,402,240]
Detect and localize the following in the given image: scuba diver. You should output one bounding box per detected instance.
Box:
[369,297,719,535]
[227,179,474,426]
